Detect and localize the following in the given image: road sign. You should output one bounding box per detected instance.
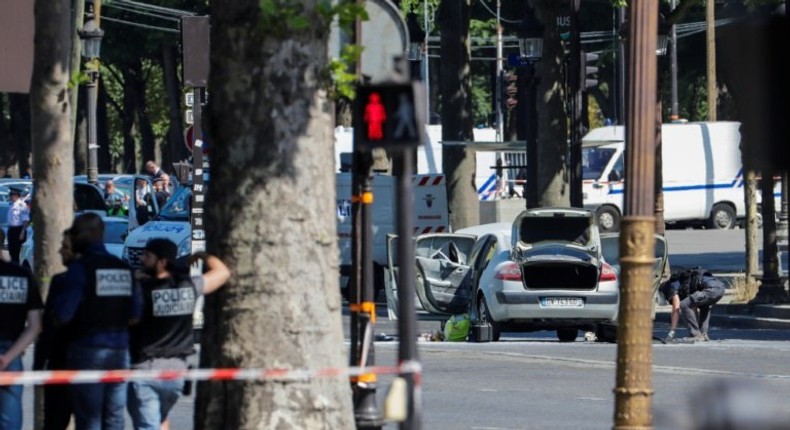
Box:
[184,125,209,154]
[353,83,421,149]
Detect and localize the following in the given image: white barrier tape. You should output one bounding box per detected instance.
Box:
[0,361,423,387]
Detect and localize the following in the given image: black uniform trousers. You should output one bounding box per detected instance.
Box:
[7,225,25,263]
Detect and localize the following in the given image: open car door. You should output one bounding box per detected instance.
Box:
[600,233,669,318]
[385,233,478,318]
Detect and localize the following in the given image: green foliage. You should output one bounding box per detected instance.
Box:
[318,0,368,31]
[68,70,91,90]
[329,45,363,100]
[399,0,440,34]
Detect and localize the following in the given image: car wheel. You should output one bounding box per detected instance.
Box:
[596,206,621,232]
[477,295,501,341]
[557,329,578,342]
[709,203,736,229]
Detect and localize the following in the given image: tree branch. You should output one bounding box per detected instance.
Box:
[666,0,701,25]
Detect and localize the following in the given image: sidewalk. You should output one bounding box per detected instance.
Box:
[655,302,790,331]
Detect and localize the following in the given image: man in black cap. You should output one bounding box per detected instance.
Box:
[5,187,30,263]
[127,238,230,429]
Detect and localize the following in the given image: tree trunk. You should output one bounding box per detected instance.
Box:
[130,60,156,170]
[162,42,188,167]
[121,65,137,173]
[195,2,354,428]
[73,86,87,175]
[0,94,12,174]
[30,0,74,312]
[98,77,112,172]
[706,0,717,121]
[744,168,759,291]
[533,1,569,207]
[438,0,479,230]
[10,94,32,177]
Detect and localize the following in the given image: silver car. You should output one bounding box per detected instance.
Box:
[387,207,667,342]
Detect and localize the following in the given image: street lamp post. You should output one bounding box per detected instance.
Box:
[516,7,544,209]
[79,16,103,185]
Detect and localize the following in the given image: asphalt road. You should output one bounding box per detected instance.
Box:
[19,313,790,430]
[14,229,785,429]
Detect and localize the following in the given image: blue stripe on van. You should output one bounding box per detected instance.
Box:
[478,174,497,200]
[609,182,743,195]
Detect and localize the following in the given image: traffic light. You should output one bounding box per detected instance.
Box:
[581,51,599,90]
[353,83,421,149]
[501,71,518,111]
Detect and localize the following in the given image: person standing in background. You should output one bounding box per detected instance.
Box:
[5,187,30,264]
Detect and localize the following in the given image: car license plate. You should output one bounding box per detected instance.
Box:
[540,297,584,308]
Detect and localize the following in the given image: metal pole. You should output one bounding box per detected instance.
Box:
[569,0,583,208]
[614,2,658,429]
[87,70,99,184]
[669,0,679,121]
[424,0,430,124]
[616,7,627,125]
[396,149,420,430]
[350,148,382,429]
[495,0,503,142]
[525,63,539,209]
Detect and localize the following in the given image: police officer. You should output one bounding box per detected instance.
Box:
[0,228,43,430]
[51,213,141,430]
[661,267,726,342]
[127,238,230,430]
[5,186,30,263]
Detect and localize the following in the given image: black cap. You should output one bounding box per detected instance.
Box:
[8,186,24,195]
[144,238,178,262]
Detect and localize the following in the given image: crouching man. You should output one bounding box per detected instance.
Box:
[661,267,726,342]
[127,238,230,430]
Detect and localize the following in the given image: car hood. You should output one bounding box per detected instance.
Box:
[124,220,190,248]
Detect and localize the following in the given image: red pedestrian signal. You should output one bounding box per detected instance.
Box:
[364,92,386,141]
[353,83,423,149]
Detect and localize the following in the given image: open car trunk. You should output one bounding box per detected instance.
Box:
[517,245,599,290]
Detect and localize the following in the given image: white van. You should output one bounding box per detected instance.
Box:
[334,125,504,200]
[582,121,745,231]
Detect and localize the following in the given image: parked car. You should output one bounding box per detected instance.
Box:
[386,208,668,342]
[20,215,129,272]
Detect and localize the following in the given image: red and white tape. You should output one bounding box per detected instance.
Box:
[0,361,422,387]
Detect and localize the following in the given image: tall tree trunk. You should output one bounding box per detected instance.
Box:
[130,60,156,169]
[744,168,759,292]
[438,0,479,230]
[706,0,717,121]
[74,85,87,175]
[162,42,188,167]
[533,1,569,207]
[121,65,137,173]
[196,2,354,428]
[10,94,32,176]
[98,77,112,172]
[0,94,12,174]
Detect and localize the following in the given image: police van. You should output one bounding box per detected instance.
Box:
[581,121,747,232]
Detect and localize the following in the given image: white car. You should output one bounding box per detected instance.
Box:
[387,207,667,342]
[20,216,128,271]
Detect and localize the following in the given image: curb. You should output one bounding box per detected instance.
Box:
[655,309,790,331]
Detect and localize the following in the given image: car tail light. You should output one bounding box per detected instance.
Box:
[599,262,617,282]
[495,262,522,281]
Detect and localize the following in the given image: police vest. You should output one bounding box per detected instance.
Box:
[76,254,135,335]
[0,261,37,340]
[132,275,197,362]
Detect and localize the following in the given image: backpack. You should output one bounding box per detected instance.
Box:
[669,267,712,298]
